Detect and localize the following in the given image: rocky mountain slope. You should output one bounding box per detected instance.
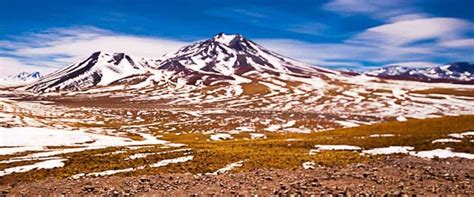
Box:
[23,52,156,92]
[8,33,472,126]
[23,33,342,93]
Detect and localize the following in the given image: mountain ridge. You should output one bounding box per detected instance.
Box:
[24,51,154,92]
[366,62,474,84]
[8,33,474,92]
[0,71,43,87]
[24,33,342,93]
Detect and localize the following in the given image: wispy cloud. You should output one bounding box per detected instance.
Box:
[258,17,474,69]
[229,8,267,19]
[387,13,431,23]
[257,39,372,61]
[350,17,474,46]
[206,6,328,36]
[1,17,473,76]
[439,38,474,48]
[256,38,435,70]
[286,23,328,36]
[0,26,188,75]
[323,0,417,20]
[0,57,56,75]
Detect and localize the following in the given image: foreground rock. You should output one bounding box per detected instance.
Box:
[0,156,472,195]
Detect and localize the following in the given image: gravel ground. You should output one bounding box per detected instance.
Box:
[1,155,473,196]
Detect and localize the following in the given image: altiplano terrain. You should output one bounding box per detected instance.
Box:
[0,34,473,195]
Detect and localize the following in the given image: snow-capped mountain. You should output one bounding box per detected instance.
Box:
[24,52,155,92]
[8,33,474,127]
[0,72,42,87]
[26,33,340,92]
[153,33,339,86]
[366,62,474,84]
[160,33,335,76]
[24,33,474,94]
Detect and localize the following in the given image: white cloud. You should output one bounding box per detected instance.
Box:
[324,0,388,13]
[258,21,474,69]
[0,57,56,75]
[15,34,187,60]
[351,18,474,46]
[323,0,415,20]
[439,38,474,48]
[0,26,188,75]
[387,13,430,23]
[257,39,371,61]
[286,23,327,36]
[1,23,473,75]
[257,38,434,66]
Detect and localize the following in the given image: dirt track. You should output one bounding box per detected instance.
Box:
[1,155,472,196]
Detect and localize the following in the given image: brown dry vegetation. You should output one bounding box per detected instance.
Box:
[0,115,473,186]
[411,88,474,97]
[157,115,474,175]
[240,81,270,95]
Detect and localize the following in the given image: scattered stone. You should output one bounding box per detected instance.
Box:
[0,156,472,195]
[83,186,95,193]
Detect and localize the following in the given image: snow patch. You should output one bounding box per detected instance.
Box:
[369,134,395,138]
[249,133,266,139]
[409,148,474,159]
[150,155,194,168]
[302,161,316,170]
[432,138,461,143]
[72,155,194,178]
[265,124,281,132]
[396,116,408,122]
[0,159,66,177]
[310,145,361,154]
[335,121,359,128]
[448,131,474,139]
[210,133,233,141]
[362,146,414,155]
[0,127,176,166]
[211,160,245,175]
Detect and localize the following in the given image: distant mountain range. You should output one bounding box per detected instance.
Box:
[0,72,42,87]
[0,33,472,91]
[22,33,337,92]
[1,33,473,124]
[365,62,474,84]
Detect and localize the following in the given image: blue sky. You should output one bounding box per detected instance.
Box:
[1,0,474,75]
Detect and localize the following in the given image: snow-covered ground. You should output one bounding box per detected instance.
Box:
[410,148,474,159]
[71,155,194,179]
[0,159,66,177]
[0,33,473,182]
[0,126,189,176]
[210,133,233,141]
[249,133,266,139]
[302,161,316,170]
[362,146,414,155]
[448,131,474,139]
[309,145,362,155]
[0,127,171,157]
[432,138,461,143]
[210,160,245,175]
[311,144,474,160]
